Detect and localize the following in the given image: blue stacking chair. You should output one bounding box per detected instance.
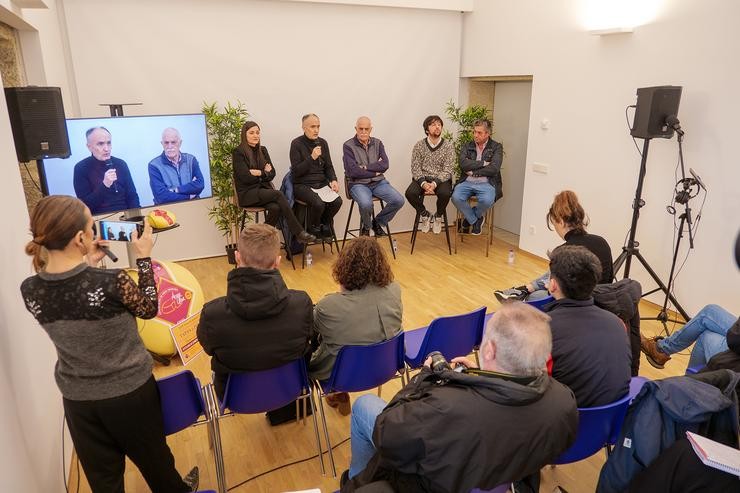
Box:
[524,294,555,311]
[210,359,325,487]
[552,391,632,464]
[685,365,705,374]
[314,331,406,477]
[157,370,226,493]
[404,306,487,370]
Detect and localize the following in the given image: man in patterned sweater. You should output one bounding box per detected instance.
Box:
[404,115,456,234]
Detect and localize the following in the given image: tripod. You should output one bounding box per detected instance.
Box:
[612,137,692,334]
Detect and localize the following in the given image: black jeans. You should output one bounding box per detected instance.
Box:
[404,180,452,216]
[240,187,304,235]
[293,184,343,229]
[63,377,188,493]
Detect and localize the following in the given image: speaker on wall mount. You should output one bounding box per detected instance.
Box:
[630,85,683,140]
[4,86,70,162]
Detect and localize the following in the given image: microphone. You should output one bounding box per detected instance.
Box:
[106,159,119,193]
[314,140,323,164]
[99,245,119,263]
[665,114,684,136]
[689,167,708,191]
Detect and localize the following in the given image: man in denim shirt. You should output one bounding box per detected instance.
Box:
[148,127,205,205]
[451,119,503,235]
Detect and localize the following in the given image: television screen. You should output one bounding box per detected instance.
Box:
[39,113,212,216]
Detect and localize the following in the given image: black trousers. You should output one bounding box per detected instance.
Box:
[404,180,452,216]
[63,377,188,493]
[293,184,343,229]
[240,188,304,235]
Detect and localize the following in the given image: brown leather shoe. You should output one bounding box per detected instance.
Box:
[640,334,671,369]
[326,392,351,416]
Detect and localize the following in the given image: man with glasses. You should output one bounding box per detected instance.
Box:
[342,116,404,237]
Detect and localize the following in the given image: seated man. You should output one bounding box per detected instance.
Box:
[342,302,578,493]
[640,304,739,370]
[343,116,404,237]
[405,115,455,234]
[148,127,205,205]
[451,118,502,235]
[544,245,632,407]
[196,223,314,423]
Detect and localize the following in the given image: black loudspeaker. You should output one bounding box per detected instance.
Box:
[4,86,70,162]
[630,86,682,140]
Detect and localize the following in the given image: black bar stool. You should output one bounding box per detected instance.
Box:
[341,178,396,259]
[409,190,452,255]
[294,198,341,269]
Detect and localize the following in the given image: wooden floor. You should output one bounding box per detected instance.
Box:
[68,228,690,493]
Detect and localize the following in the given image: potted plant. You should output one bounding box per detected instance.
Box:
[202,101,250,263]
[442,99,492,179]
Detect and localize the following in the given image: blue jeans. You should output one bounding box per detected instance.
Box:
[350,180,405,229]
[451,181,495,225]
[349,394,387,478]
[657,304,735,367]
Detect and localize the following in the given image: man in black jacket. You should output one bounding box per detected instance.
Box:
[450,119,503,235]
[545,245,632,407]
[197,223,314,421]
[342,302,578,493]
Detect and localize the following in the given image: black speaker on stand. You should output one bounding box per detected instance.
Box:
[5,86,70,162]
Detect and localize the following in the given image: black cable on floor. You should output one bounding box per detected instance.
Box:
[227,436,350,491]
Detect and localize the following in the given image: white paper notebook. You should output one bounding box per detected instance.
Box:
[686,431,740,477]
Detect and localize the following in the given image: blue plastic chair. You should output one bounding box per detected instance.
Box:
[213,359,325,481]
[314,331,406,477]
[524,294,555,311]
[157,371,226,493]
[404,307,487,369]
[685,365,705,375]
[552,391,632,464]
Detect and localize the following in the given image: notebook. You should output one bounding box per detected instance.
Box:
[686,431,740,477]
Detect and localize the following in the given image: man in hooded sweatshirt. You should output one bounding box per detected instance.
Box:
[197,223,314,422]
[341,302,578,493]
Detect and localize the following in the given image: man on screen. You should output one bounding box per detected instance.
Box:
[148,127,205,205]
[73,127,141,215]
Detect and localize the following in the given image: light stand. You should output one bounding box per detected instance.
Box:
[613,117,693,333]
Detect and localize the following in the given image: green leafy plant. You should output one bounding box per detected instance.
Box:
[442,99,492,179]
[202,101,250,247]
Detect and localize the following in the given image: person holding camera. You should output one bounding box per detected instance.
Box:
[341,302,577,493]
[451,118,502,235]
[20,195,197,492]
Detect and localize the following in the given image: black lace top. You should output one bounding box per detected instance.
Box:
[20,258,158,400]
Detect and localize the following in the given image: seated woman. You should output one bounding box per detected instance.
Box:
[309,237,403,415]
[495,190,613,302]
[233,121,315,243]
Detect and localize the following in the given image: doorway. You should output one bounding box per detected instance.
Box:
[467,77,532,238]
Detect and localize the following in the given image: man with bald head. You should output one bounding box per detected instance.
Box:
[73,126,140,214]
[148,127,205,205]
[342,116,404,237]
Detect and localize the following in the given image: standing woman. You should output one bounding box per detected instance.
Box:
[20,196,197,493]
[233,121,315,243]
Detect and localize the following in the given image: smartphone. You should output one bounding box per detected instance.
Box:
[98,220,143,242]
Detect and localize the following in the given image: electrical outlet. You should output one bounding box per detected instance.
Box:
[532,163,549,174]
[529,225,536,235]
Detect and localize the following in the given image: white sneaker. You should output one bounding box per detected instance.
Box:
[420,212,431,233]
[432,214,442,234]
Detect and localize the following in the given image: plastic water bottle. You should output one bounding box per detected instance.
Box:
[392,238,398,253]
[306,252,313,267]
[507,249,515,265]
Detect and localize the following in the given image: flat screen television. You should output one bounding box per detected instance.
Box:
[39,113,212,216]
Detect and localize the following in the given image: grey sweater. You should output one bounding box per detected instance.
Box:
[21,259,157,400]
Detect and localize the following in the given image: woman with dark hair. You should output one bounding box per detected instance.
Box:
[495,190,613,302]
[20,195,197,493]
[309,237,402,414]
[233,121,315,243]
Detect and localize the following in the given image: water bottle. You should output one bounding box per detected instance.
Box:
[306,252,313,267]
[392,238,398,253]
[507,249,515,265]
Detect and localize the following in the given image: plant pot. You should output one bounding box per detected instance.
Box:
[225,243,238,265]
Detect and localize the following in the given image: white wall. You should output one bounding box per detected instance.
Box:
[59,0,463,262]
[462,0,740,315]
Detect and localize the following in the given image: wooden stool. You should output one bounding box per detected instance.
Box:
[341,179,397,259]
[409,190,452,255]
[454,197,494,257]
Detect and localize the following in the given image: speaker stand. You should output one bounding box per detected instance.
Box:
[98,102,142,117]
